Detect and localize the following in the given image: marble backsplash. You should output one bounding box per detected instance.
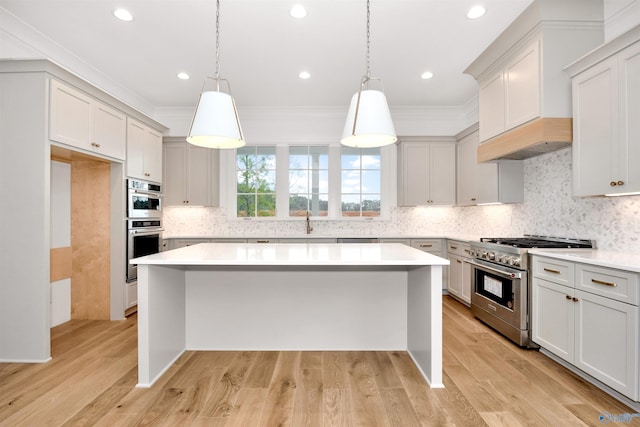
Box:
[163,148,640,253]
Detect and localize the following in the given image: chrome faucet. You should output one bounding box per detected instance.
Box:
[306,211,313,235]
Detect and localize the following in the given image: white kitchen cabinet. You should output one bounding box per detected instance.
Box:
[397,140,456,206]
[163,139,219,206]
[569,35,640,197]
[479,40,540,141]
[171,239,212,249]
[126,119,163,182]
[446,240,471,305]
[50,79,126,160]
[125,281,137,310]
[456,127,523,206]
[531,255,639,400]
[410,239,447,291]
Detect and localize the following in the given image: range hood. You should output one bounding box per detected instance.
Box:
[477,117,573,162]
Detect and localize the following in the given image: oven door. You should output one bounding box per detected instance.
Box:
[127,190,162,218]
[127,228,163,282]
[469,258,526,329]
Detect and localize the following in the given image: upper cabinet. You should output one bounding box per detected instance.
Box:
[397,138,456,206]
[479,39,540,142]
[163,138,219,207]
[456,126,523,206]
[566,26,640,197]
[50,80,126,160]
[465,0,604,162]
[126,119,163,183]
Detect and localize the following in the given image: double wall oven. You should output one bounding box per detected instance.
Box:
[468,236,594,347]
[126,179,163,283]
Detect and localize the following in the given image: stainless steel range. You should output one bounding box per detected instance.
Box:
[468,235,594,347]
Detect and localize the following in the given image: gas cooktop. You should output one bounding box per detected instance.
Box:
[480,236,594,249]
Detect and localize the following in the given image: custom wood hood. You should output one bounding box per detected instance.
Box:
[477,117,573,162]
[465,0,603,162]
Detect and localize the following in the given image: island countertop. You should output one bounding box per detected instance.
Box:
[133,242,450,267]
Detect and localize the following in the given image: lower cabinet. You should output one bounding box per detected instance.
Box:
[532,256,639,400]
[446,240,472,305]
[409,239,447,291]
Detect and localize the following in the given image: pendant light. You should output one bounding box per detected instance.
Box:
[187,0,245,149]
[341,0,396,148]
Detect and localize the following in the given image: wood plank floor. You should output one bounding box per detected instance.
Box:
[0,296,634,426]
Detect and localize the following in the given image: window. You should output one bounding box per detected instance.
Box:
[230,144,389,219]
[236,146,276,217]
[288,146,329,217]
[340,147,381,217]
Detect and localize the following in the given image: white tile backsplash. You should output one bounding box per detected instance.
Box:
[164,147,640,253]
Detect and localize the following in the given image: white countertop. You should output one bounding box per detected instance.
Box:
[163,234,482,243]
[133,242,450,266]
[529,249,640,273]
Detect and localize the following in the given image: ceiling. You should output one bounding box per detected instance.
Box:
[0,0,534,110]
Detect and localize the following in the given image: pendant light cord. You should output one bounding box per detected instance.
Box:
[366,0,371,80]
[215,0,221,84]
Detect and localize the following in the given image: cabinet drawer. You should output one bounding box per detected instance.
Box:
[533,257,573,287]
[446,240,470,256]
[411,239,442,253]
[576,264,639,305]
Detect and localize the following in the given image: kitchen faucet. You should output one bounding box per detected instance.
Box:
[306,211,313,235]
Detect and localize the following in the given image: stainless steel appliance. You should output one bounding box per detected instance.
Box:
[126,219,163,283]
[127,179,162,219]
[468,235,594,347]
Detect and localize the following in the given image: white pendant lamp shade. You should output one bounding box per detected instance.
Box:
[341,89,397,148]
[187,90,245,149]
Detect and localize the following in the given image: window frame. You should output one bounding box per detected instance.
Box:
[222,144,396,220]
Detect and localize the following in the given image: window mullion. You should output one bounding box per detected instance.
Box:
[275,145,289,219]
[328,145,341,218]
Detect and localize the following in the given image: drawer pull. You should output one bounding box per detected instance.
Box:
[256,240,270,243]
[450,246,458,250]
[543,268,561,274]
[420,244,433,248]
[591,278,617,287]
[456,260,462,264]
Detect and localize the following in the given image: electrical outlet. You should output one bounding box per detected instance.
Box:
[634,217,640,233]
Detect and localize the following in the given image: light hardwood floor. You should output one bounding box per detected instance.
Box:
[0,297,634,426]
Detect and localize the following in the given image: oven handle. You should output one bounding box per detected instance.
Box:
[129,228,164,235]
[130,189,164,198]
[464,258,523,279]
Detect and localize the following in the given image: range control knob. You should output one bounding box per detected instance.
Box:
[512,258,521,267]
[487,252,496,260]
[507,257,515,265]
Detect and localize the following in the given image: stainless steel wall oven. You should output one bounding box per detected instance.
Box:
[127,179,162,219]
[126,219,163,283]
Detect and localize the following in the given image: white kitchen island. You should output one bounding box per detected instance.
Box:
[133,243,448,388]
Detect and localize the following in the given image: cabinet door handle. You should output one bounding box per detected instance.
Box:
[591,278,617,287]
[420,244,433,248]
[543,268,561,274]
[450,246,458,250]
[471,198,477,201]
[618,180,624,186]
[91,142,101,148]
[456,260,462,264]
[610,181,617,186]
[565,295,572,300]
[144,172,150,177]
[572,297,579,302]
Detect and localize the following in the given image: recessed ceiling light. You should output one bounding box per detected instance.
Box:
[177,72,190,80]
[113,8,133,22]
[421,71,434,80]
[299,71,311,79]
[467,5,486,19]
[290,5,307,19]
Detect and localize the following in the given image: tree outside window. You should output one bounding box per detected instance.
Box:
[236,146,276,217]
